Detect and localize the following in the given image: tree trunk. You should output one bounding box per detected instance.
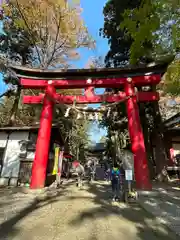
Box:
[8,85,21,125]
[139,102,155,179]
[8,56,26,126]
[152,101,169,181]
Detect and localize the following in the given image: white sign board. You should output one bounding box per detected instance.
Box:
[125,170,133,181]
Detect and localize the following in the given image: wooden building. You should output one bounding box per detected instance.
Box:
[86,143,106,164]
[0,123,65,187]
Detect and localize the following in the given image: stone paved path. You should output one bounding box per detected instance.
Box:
[0,181,178,240]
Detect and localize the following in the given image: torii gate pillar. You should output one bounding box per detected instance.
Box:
[30,85,55,189]
[125,79,151,190]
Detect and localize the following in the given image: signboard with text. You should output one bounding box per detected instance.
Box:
[125,170,133,181]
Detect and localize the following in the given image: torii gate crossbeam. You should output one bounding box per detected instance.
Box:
[23,91,159,104]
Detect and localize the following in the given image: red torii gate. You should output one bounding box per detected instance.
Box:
[11,63,168,190]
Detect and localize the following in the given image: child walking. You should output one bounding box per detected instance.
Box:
[111,163,121,201]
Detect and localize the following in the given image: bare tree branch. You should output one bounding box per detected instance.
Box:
[45,8,63,68]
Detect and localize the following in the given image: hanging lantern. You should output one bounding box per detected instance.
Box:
[101,106,106,111]
[95,112,99,121]
[114,111,118,116]
[77,112,83,120]
[113,111,118,120]
[107,108,111,118]
[83,111,86,119]
[88,113,94,121]
[98,113,103,121]
[134,87,138,93]
[64,107,71,117]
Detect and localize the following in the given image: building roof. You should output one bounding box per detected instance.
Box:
[164,113,180,130]
[0,123,66,146]
[87,143,106,153]
[10,60,170,80]
[0,123,59,131]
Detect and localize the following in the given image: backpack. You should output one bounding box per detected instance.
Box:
[112,167,120,179]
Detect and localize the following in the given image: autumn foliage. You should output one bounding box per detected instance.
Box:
[3,0,94,68]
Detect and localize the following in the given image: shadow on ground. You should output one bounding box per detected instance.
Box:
[68,167,179,240]
[0,168,179,240]
[67,181,178,240]
[0,181,74,239]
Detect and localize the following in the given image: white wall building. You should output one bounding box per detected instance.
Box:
[0,124,64,187]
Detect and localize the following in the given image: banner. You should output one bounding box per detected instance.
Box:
[58,150,64,176]
[52,147,59,175]
[56,149,64,185]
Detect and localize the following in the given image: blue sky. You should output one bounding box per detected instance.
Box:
[0,0,109,142]
[77,0,108,142]
[0,19,6,95]
[75,0,108,68]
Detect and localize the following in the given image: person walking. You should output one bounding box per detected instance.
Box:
[111,162,121,201]
[72,160,85,187]
[86,159,96,182]
[104,161,110,181]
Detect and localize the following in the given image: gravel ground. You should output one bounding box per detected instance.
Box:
[0,180,178,240]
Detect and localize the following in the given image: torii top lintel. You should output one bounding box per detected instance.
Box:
[11,61,169,89]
